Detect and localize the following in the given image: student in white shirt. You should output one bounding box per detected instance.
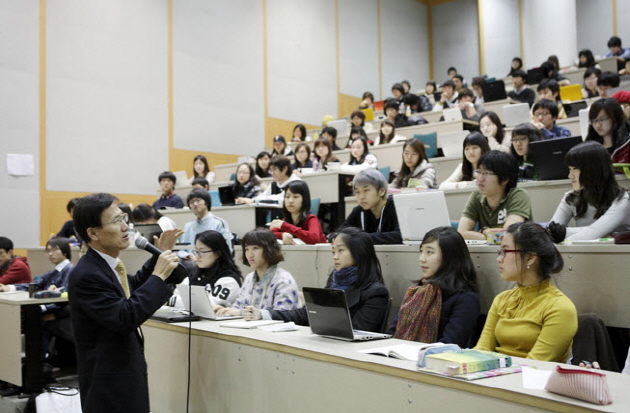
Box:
[341,137,378,173]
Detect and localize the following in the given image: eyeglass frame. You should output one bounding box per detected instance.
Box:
[496,248,522,259]
[474,169,497,177]
[589,116,610,126]
[103,213,129,226]
[193,249,215,257]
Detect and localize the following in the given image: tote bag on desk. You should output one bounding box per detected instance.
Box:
[36,388,82,413]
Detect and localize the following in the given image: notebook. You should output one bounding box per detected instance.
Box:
[393,192,451,245]
[218,185,236,206]
[482,80,507,102]
[302,287,391,342]
[503,103,531,128]
[528,136,583,181]
[177,285,243,320]
[437,130,468,157]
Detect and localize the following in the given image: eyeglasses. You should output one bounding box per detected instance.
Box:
[589,116,610,125]
[496,249,522,258]
[534,111,551,118]
[474,170,496,177]
[193,249,214,257]
[104,213,129,226]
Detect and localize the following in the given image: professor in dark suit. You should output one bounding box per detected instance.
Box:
[68,193,181,413]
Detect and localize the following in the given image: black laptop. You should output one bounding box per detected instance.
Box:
[482,80,507,102]
[134,224,162,244]
[527,67,544,85]
[564,101,588,118]
[218,186,236,206]
[529,136,583,181]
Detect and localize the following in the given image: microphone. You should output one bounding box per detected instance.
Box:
[134,236,189,284]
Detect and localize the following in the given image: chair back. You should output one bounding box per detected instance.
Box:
[413,132,438,158]
[208,190,221,207]
[310,198,320,216]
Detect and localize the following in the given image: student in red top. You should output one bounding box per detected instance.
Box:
[0,236,32,285]
[269,181,325,245]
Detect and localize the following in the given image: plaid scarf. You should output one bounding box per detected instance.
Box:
[394,283,442,343]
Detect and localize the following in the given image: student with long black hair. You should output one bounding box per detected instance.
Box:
[387,227,479,347]
[507,57,523,76]
[582,67,601,99]
[585,98,630,160]
[188,154,215,185]
[292,143,313,171]
[245,227,389,333]
[578,49,599,69]
[479,111,510,152]
[312,138,339,172]
[509,123,544,175]
[341,137,378,172]
[550,141,630,240]
[374,119,405,145]
[233,163,262,203]
[390,138,436,189]
[439,132,491,190]
[291,124,307,142]
[269,181,325,245]
[255,151,272,178]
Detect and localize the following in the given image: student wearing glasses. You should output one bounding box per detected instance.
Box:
[457,151,532,240]
[510,123,544,180]
[585,98,630,160]
[531,99,571,139]
[475,222,577,362]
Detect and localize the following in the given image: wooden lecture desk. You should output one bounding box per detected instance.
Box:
[345,176,630,222]
[0,292,69,393]
[142,319,630,413]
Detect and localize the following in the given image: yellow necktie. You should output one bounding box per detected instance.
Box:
[115,261,130,298]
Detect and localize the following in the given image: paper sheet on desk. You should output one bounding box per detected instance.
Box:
[258,322,299,332]
[522,366,552,389]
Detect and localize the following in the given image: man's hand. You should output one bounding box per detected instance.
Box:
[153,228,184,252]
[153,251,180,281]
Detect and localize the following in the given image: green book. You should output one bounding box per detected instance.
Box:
[424,349,512,375]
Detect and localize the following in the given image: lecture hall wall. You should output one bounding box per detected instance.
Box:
[0,0,626,248]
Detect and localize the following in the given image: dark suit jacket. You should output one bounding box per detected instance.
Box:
[68,248,172,413]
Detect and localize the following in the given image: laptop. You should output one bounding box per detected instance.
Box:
[134,224,162,244]
[579,108,590,138]
[503,103,531,127]
[560,84,583,102]
[526,67,544,85]
[564,101,588,118]
[482,80,507,102]
[173,170,190,187]
[177,285,243,320]
[327,119,350,138]
[437,130,468,157]
[443,107,463,122]
[362,107,375,121]
[302,287,391,342]
[528,136,583,181]
[393,192,451,245]
[218,185,236,206]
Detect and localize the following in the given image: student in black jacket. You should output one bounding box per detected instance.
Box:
[342,168,403,244]
[245,227,389,333]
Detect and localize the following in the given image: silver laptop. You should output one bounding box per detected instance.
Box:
[438,130,468,157]
[443,107,462,122]
[177,285,243,320]
[173,170,191,187]
[503,103,530,128]
[303,287,391,342]
[393,192,451,245]
[327,119,350,138]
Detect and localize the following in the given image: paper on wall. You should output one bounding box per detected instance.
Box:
[6,154,35,176]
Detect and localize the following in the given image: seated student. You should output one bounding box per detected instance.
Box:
[57,198,80,240]
[404,92,432,114]
[391,83,406,106]
[474,222,577,362]
[619,58,630,75]
[242,155,301,204]
[132,203,177,231]
[271,135,293,157]
[424,80,437,101]
[188,155,215,186]
[582,67,602,98]
[447,66,458,79]
[269,181,325,245]
[178,189,233,258]
[0,236,31,285]
[153,171,184,209]
[433,80,459,111]
[471,77,485,105]
[321,126,342,151]
[585,97,630,158]
[507,57,523,76]
[596,71,621,98]
[387,227,480,347]
[439,132,491,190]
[187,230,242,307]
[541,60,569,87]
[233,163,262,203]
[291,124,307,142]
[359,91,375,110]
[456,88,484,122]
[531,99,572,139]
[390,138,436,189]
[457,150,532,240]
[510,123,544,179]
[452,74,464,92]
[246,227,389,332]
[536,79,567,119]
[216,228,300,316]
[401,80,411,94]
[342,169,402,244]
[373,119,406,145]
[606,36,630,70]
[350,110,372,132]
[612,90,630,122]
[292,142,313,172]
[578,49,599,69]
[479,111,510,152]
[384,98,410,128]
[312,137,339,172]
[550,141,630,240]
[255,151,272,178]
[347,125,369,148]
[508,70,536,107]
[191,177,209,191]
[342,137,378,173]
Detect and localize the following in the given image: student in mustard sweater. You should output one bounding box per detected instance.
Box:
[474,222,577,362]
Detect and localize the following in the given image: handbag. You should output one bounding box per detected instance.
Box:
[35,387,82,413]
[544,365,612,405]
